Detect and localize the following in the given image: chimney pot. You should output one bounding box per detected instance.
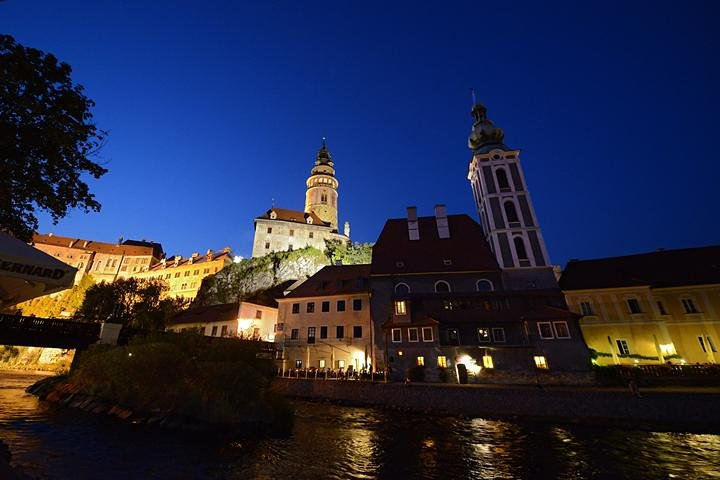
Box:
[407,206,419,241]
[434,204,450,239]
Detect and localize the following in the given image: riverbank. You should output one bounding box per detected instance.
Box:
[271,378,720,432]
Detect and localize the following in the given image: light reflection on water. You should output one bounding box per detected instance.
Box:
[1,371,720,479]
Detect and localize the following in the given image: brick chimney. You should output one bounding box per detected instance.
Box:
[407,206,419,241]
[434,204,450,239]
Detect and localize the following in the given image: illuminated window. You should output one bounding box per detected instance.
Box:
[627,298,642,314]
[422,327,434,342]
[322,301,330,312]
[307,302,315,313]
[337,360,345,368]
[391,328,402,343]
[290,329,299,340]
[616,339,630,355]
[492,328,506,343]
[408,327,419,342]
[534,356,548,369]
[295,360,302,369]
[319,359,326,368]
[682,298,699,314]
[394,300,407,315]
[553,321,570,339]
[538,322,554,339]
[580,301,593,316]
[434,280,451,293]
[394,283,410,294]
[291,303,300,314]
[416,356,425,366]
[477,328,490,343]
[437,356,447,368]
[337,300,346,312]
[483,355,494,369]
[476,279,494,292]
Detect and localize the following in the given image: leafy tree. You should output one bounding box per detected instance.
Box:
[324,239,373,265]
[77,278,187,330]
[17,273,96,318]
[0,35,107,241]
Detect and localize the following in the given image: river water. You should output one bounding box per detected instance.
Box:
[1,371,719,479]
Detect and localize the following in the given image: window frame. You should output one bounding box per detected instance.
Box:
[627,298,642,314]
[291,303,300,314]
[320,325,328,339]
[579,301,594,316]
[476,279,494,292]
[307,302,315,313]
[553,321,571,339]
[394,282,411,294]
[352,298,362,311]
[394,300,407,315]
[408,327,419,342]
[537,322,554,339]
[353,325,362,338]
[307,327,316,344]
[290,328,299,340]
[321,301,330,313]
[391,328,402,343]
[336,325,344,339]
[337,300,346,312]
[434,280,451,293]
[477,327,491,343]
[616,339,630,355]
[492,327,506,343]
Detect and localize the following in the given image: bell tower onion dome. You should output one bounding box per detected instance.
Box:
[305,138,339,230]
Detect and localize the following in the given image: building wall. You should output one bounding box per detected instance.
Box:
[276,293,373,372]
[251,218,348,258]
[564,284,720,365]
[167,302,278,340]
[32,243,94,283]
[131,255,231,300]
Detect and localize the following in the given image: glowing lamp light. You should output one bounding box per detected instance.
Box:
[237,319,253,330]
[458,355,482,374]
[659,343,675,355]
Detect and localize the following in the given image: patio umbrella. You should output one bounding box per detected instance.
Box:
[0,231,77,307]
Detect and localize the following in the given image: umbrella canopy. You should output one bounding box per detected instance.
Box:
[0,231,77,307]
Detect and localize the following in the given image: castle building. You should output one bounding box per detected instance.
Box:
[560,246,720,365]
[251,140,350,258]
[130,248,233,300]
[31,233,164,284]
[466,103,555,290]
[275,264,373,373]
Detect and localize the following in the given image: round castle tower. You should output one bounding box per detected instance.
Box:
[305,138,339,230]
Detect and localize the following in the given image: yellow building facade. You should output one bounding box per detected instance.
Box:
[275,264,373,372]
[560,246,720,365]
[131,248,232,300]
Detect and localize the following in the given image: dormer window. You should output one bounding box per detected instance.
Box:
[306,217,313,224]
[442,259,452,266]
[269,211,277,220]
[434,281,451,293]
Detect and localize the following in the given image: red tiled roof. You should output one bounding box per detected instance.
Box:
[168,302,239,325]
[283,264,371,298]
[370,214,500,275]
[33,233,162,257]
[146,251,232,271]
[255,208,329,227]
[559,245,720,290]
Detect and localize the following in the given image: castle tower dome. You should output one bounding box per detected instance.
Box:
[305,138,339,230]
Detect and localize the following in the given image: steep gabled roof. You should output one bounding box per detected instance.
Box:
[255,208,329,227]
[32,233,162,257]
[559,245,720,290]
[370,214,500,275]
[283,264,371,299]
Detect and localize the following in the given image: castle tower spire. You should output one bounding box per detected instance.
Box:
[305,138,339,230]
[467,102,551,273]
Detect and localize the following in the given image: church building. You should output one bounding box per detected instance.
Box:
[251,140,350,257]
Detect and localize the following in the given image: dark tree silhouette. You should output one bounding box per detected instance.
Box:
[0,34,107,241]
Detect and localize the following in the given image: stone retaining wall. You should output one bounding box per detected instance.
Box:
[271,378,720,431]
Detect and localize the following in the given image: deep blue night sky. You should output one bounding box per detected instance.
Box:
[2,1,719,265]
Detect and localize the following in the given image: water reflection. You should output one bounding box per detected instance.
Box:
[1,371,719,479]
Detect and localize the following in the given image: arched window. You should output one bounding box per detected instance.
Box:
[513,236,529,260]
[394,283,410,295]
[476,279,494,292]
[434,280,451,293]
[496,169,511,191]
[504,201,519,224]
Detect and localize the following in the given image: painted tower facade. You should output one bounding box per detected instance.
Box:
[467,103,554,288]
[305,139,339,230]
